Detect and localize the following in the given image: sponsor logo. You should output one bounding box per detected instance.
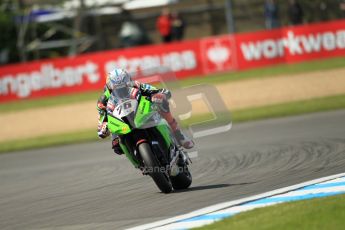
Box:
[201,36,237,73]
[0,61,100,98]
[110,120,120,127]
[207,42,230,68]
[241,30,345,61]
[104,50,197,77]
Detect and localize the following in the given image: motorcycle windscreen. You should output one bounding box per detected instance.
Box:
[109,87,162,129]
[108,85,134,120]
[134,96,163,129]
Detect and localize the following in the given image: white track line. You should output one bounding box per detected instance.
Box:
[271,186,345,198]
[127,172,345,230]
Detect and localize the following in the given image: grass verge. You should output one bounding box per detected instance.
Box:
[1,94,345,154]
[0,91,100,114]
[181,56,345,86]
[0,129,99,153]
[232,94,345,122]
[0,57,344,114]
[195,193,345,230]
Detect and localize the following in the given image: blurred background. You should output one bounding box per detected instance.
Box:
[1,2,345,229]
[0,0,345,152]
[1,0,345,65]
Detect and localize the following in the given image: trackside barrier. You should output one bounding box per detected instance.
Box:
[1,19,345,102]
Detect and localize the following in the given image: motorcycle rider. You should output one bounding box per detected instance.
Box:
[97,68,194,155]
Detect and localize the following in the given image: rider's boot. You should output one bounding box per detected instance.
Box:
[112,135,124,155]
[160,111,194,149]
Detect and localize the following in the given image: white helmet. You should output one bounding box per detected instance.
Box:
[106,68,131,91]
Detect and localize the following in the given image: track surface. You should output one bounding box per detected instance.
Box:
[1,110,345,230]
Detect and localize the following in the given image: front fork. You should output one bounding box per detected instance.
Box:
[119,124,191,176]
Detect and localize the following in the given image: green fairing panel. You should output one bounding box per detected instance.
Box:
[104,88,111,99]
[120,143,140,167]
[134,97,152,127]
[107,115,132,135]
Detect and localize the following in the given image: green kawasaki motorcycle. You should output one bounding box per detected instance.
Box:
[101,85,192,193]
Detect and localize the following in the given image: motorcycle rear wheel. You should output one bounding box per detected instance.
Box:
[170,164,192,190]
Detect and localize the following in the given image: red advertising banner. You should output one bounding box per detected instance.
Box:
[235,19,345,69]
[0,40,202,102]
[1,19,345,103]
[200,35,238,74]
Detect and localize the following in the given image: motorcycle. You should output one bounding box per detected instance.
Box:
[100,83,192,193]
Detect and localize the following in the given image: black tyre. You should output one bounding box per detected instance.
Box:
[170,164,192,190]
[138,143,173,193]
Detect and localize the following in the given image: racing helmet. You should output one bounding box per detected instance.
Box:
[106,68,132,98]
[106,68,131,90]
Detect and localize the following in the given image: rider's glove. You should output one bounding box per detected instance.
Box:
[97,102,107,115]
[97,122,110,139]
[112,137,124,155]
[151,93,166,104]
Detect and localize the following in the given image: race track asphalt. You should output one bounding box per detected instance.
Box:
[1,110,345,230]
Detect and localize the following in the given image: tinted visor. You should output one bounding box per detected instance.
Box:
[113,85,130,99]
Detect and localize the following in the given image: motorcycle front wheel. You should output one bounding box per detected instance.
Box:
[138,143,173,193]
